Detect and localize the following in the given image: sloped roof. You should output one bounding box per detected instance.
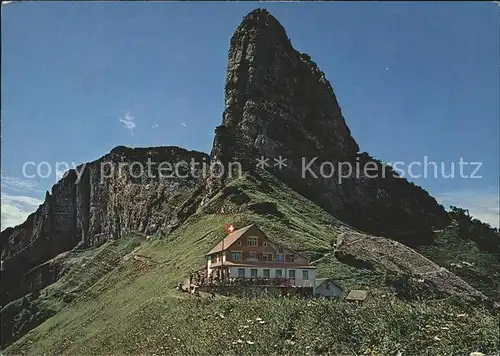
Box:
[315,278,330,288]
[206,224,255,255]
[345,289,368,301]
[314,278,342,288]
[205,224,311,262]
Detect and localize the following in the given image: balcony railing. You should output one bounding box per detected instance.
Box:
[203,277,298,287]
[209,260,301,267]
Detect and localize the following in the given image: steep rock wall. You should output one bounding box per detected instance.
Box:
[210,9,449,241]
[1,146,208,304]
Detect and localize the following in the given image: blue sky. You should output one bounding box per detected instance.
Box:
[1,1,499,229]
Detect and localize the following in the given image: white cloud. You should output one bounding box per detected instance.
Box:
[119,112,136,134]
[436,187,500,228]
[152,123,159,129]
[180,121,188,128]
[1,193,44,230]
[1,176,45,230]
[1,176,41,193]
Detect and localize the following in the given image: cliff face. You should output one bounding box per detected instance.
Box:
[0,9,493,350]
[1,8,450,305]
[211,9,449,240]
[1,146,208,304]
[212,9,358,164]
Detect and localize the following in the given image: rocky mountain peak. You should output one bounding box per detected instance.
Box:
[235,8,287,34]
[212,8,359,168]
[211,9,448,240]
[229,9,292,59]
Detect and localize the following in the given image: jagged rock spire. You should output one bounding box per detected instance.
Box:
[211,8,359,168]
[210,8,448,240]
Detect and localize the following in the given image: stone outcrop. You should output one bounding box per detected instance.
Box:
[1,146,208,304]
[0,9,491,349]
[1,8,452,306]
[334,232,487,302]
[211,9,449,241]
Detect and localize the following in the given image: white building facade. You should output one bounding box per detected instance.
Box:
[206,224,316,290]
[225,266,316,288]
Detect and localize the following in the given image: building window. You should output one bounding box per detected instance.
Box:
[275,269,282,278]
[267,253,273,261]
[250,269,258,278]
[288,254,295,262]
[263,269,270,278]
[232,252,242,260]
[247,237,258,246]
[302,270,309,280]
[263,242,268,247]
[248,252,257,261]
[289,270,296,279]
[238,268,245,277]
[278,247,284,253]
[277,254,284,262]
[237,241,241,246]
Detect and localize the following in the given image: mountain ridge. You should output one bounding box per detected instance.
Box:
[1,7,498,352]
[210,8,450,241]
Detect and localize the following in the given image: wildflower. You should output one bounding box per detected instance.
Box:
[285,340,296,345]
[255,317,263,321]
[258,320,265,324]
[456,313,466,318]
[246,340,255,345]
[433,336,441,341]
[470,352,485,356]
[219,313,225,319]
[237,339,243,344]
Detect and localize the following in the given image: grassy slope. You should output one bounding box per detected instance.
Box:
[5,173,499,355]
[417,224,500,300]
[1,235,143,347]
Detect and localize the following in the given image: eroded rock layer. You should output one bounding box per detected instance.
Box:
[211,9,449,240]
[1,146,208,304]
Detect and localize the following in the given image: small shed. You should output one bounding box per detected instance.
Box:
[345,289,368,302]
[314,278,342,298]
